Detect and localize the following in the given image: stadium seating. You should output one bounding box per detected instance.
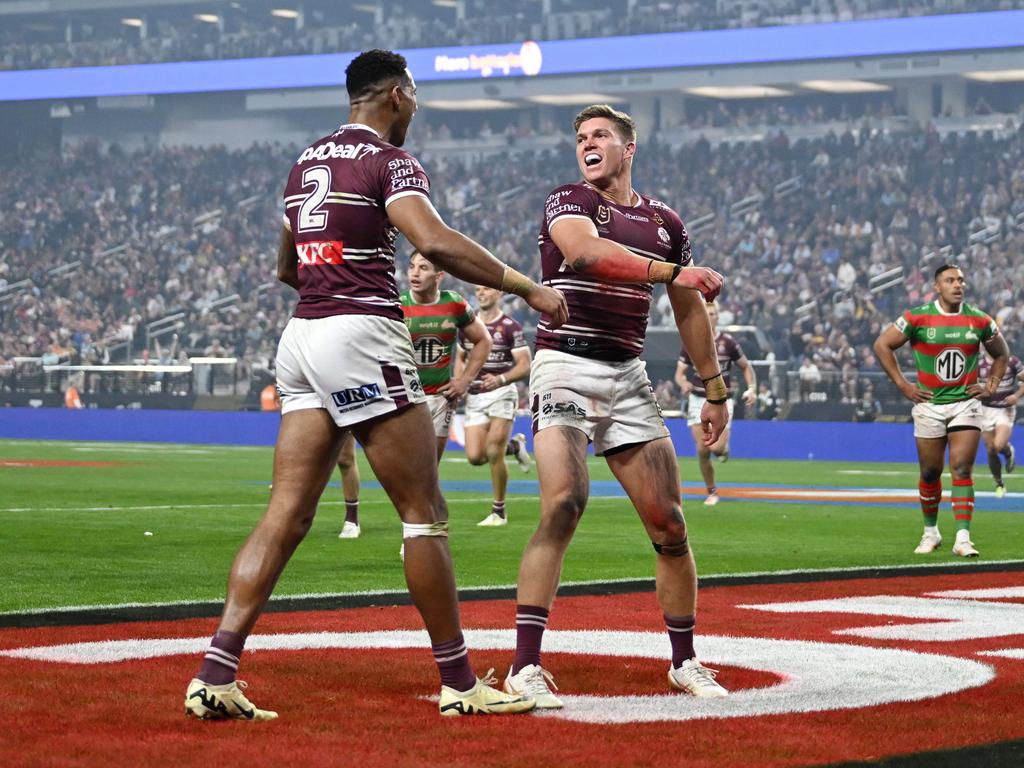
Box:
[1,0,1020,71]
[2,105,1022,412]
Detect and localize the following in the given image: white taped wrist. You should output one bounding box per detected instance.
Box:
[402,521,449,539]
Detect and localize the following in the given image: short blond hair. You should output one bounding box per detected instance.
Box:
[574,104,637,143]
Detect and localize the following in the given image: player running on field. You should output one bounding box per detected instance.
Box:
[504,104,729,709]
[978,348,1024,498]
[675,300,756,506]
[340,253,492,540]
[335,432,363,538]
[456,286,533,528]
[874,264,1008,558]
[183,49,567,721]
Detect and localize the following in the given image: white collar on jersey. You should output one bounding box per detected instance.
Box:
[933,299,963,316]
[337,122,381,138]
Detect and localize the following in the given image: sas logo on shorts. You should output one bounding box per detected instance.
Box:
[541,400,587,420]
[331,383,383,411]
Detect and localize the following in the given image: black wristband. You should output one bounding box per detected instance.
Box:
[706,396,728,405]
[701,373,723,384]
[670,263,683,283]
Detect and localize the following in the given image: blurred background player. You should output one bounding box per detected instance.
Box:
[455,286,532,527]
[874,264,1008,559]
[184,48,567,721]
[343,252,492,540]
[978,348,1024,497]
[505,104,728,709]
[674,300,756,505]
[404,252,491,463]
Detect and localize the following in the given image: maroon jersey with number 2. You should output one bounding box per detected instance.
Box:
[282,123,431,322]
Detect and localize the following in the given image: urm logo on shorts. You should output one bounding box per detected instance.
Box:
[331,383,383,408]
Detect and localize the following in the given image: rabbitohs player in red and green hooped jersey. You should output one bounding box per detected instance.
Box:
[874,264,1009,560]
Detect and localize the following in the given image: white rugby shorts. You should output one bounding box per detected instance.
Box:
[426,393,454,438]
[530,349,669,455]
[276,315,426,428]
[686,393,735,428]
[981,404,1016,433]
[911,399,983,439]
[464,383,517,427]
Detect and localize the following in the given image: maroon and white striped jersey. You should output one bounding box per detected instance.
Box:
[679,332,745,395]
[534,181,692,361]
[459,312,527,394]
[282,123,430,321]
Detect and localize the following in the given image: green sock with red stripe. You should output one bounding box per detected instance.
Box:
[951,477,974,532]
[918,479,941,528]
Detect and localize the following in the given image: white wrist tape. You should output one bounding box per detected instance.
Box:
[402,521,449,539]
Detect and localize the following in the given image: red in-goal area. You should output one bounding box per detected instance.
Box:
[2,571,1023,768]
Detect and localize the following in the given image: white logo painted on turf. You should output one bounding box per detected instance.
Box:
[0,630,993,723]
[740,589,1024,642]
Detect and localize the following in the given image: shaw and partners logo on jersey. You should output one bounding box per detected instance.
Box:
[297,142,381,164]
[331,383,383,412]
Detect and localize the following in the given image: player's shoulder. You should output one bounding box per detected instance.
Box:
[961,302,993,320]
[500,313,523,330]
[903,302,935,319]
[641,193,682,220]
[439,289,468,306]
[399,290,414,305]
[544,181,597,206]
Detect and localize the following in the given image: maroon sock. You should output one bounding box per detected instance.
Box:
[197,630,245,686]
[491,500,506,520]
[345,500,359,525]
[433,633,477,692]
[505,440,518,455]
[665,613,696,668]
[512,604,549,674]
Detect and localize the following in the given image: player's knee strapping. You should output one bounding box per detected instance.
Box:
[652,536,689,557]
[402,521,449,539]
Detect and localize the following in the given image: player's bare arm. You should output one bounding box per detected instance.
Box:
[970,334,1010,399]
[444,317,490,402]
[481,346,531,393]
[873,324,931,403]
[549,217,723,301]
[276,225,299,290]
[737,355,757,406]
[387,194,568,327]
[674,359,693,395]
[668,283,727,445]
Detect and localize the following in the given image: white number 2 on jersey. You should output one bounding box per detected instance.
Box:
[298,165,331,232]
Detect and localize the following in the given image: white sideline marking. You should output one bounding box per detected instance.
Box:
[0,496,540,514]
[2,561,1023,618]
[0,630,994,722]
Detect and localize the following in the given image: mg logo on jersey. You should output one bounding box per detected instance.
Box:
[297,241,344,266]
[331,383,383,409]
[413,336,447,366]
[936,348,966,382]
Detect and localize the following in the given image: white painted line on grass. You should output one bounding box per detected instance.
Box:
[2,560,1022,618]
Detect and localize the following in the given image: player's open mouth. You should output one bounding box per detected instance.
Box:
[584,153,602,167]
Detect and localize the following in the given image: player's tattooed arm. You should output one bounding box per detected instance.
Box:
[387,194,568,327]
[444,318,491,401]
[873,323,930,403]
[276,226,299,290]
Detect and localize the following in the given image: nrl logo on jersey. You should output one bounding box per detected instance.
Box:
[297,142,382,164]
[926,327,937,340]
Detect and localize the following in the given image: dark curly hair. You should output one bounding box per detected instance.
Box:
[346,49,410,102]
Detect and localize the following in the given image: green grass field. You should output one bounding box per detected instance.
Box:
[2,438,1023,613]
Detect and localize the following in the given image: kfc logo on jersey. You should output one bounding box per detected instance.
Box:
[297,240,344,266]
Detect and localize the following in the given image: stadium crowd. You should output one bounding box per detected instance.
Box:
[2,0,1021,71]
[2,110,1023,407]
